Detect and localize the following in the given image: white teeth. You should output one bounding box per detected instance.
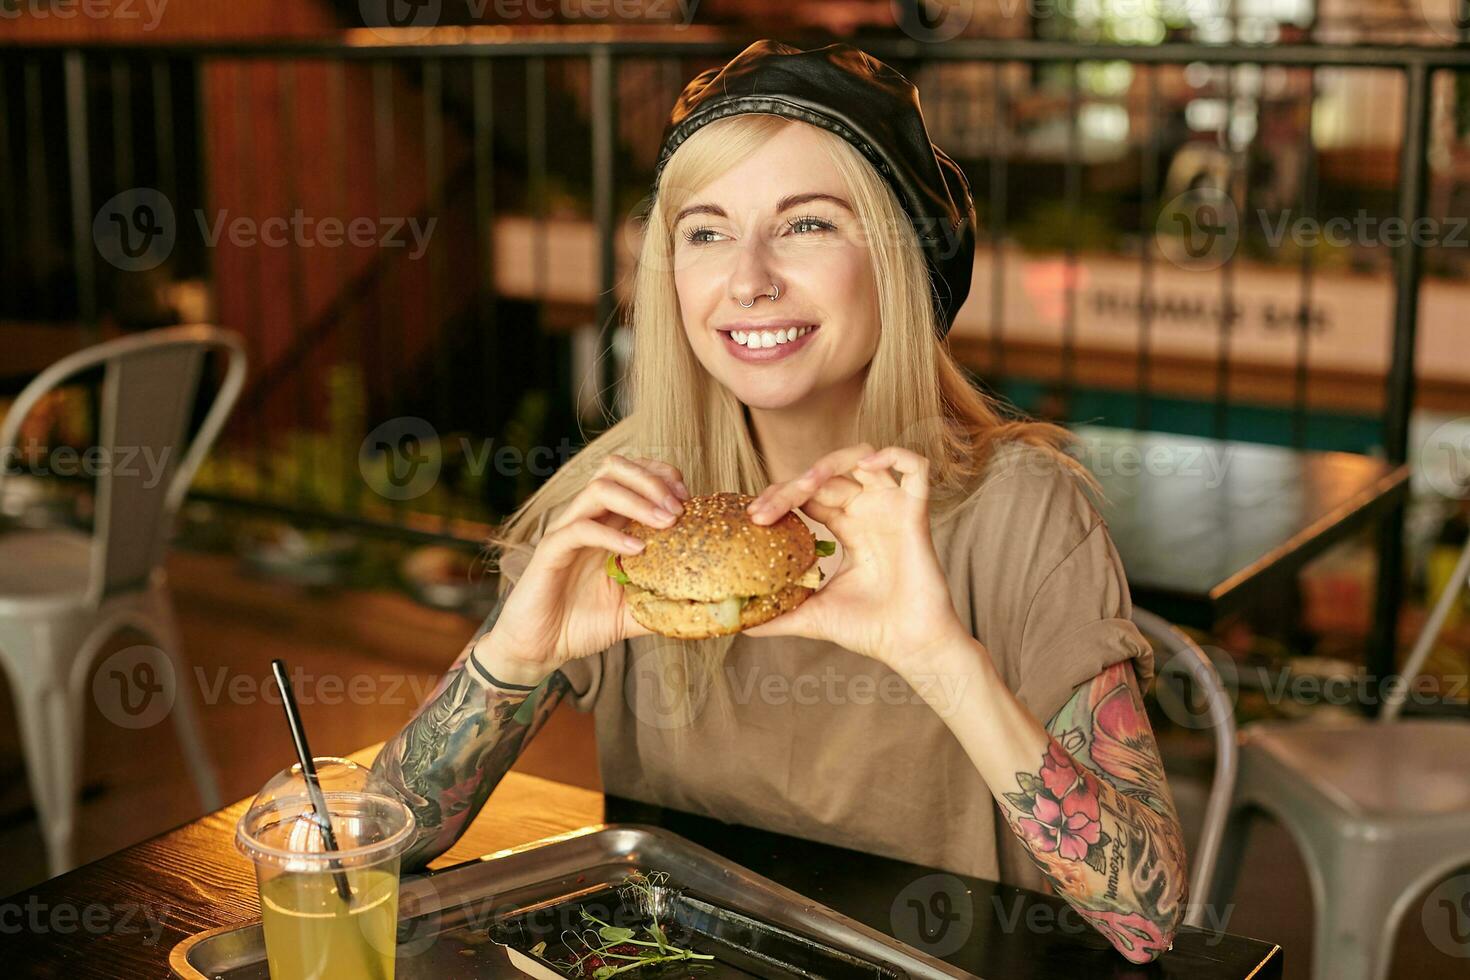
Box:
[729,326,814,349]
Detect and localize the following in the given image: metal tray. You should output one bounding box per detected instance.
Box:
[170,823,979,979]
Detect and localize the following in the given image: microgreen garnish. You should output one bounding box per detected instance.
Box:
[552,871,714,978]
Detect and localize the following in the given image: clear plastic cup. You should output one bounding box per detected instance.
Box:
[236,757,416,980]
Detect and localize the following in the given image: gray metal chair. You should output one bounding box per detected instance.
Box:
[1131,607,1238,930]
[1201,532,1470,980]
[0,324,245,876]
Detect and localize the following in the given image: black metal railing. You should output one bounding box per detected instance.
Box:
[2,33,1467,566]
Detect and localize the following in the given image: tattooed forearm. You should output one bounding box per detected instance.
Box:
[1001,662,1187,963]
[371,638,570,871]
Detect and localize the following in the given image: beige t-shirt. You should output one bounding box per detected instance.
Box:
[546,442,1154,892]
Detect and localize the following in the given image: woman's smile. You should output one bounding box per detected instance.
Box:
[718,321,821,362]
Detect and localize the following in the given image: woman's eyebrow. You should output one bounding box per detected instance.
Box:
[673,193,853,225]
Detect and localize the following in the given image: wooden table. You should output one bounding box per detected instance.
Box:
[5,762,1282,979]
[1077,426,1410,656]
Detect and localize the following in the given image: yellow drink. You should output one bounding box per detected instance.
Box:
[259,866,400,980]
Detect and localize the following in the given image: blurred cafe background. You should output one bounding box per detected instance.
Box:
[3,1,1470,977]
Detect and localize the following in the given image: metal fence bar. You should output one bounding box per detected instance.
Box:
[1136,65,1161,430]
[591,47,618,422]
[279,61,315,510]
[1291,67,1320,450]
[64,51,97,340]
[472,58,498,435]
[328,58,361,516]
[152,59,176,206]
[233,62,272,502]
[0,69,13,309]
[1367,61,1435,702]
[111,58,134,193]
[527,56,548,305]
[371,59,402,524]
[988,62,1007,383]
[1061,61,1081,410]
[1213,62,1237,441]
[23,58,46,321]
[423,58,450,531]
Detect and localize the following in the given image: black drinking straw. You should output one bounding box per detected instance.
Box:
[270,659,353,904]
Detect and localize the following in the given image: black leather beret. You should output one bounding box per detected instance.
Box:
[653,39,976,337]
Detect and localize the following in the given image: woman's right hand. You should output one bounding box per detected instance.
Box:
[472,454,690,688]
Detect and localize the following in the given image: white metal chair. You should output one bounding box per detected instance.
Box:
[0,324,245,876]
[1131,607,1238,929]
[1201,532,1470,980]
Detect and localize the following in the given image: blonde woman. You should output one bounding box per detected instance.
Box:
[375,40,1188,963]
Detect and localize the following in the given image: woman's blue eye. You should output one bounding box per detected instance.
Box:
[682,225,719,244]
[787,215,835,235]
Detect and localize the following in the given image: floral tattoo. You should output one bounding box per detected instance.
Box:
[1000,661,1188,964]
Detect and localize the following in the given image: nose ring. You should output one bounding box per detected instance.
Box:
[738,283,781,308]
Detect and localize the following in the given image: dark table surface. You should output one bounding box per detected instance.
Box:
[1076,425,1410,629]
[4,767,1281,979]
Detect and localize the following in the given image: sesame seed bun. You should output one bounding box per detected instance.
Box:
[615,491,820,639]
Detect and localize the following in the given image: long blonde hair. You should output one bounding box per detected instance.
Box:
[483,113,1082,693]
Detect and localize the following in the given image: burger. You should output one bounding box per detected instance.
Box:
[604,491,835,639]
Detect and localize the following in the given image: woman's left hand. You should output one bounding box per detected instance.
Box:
[742,443,971,679]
